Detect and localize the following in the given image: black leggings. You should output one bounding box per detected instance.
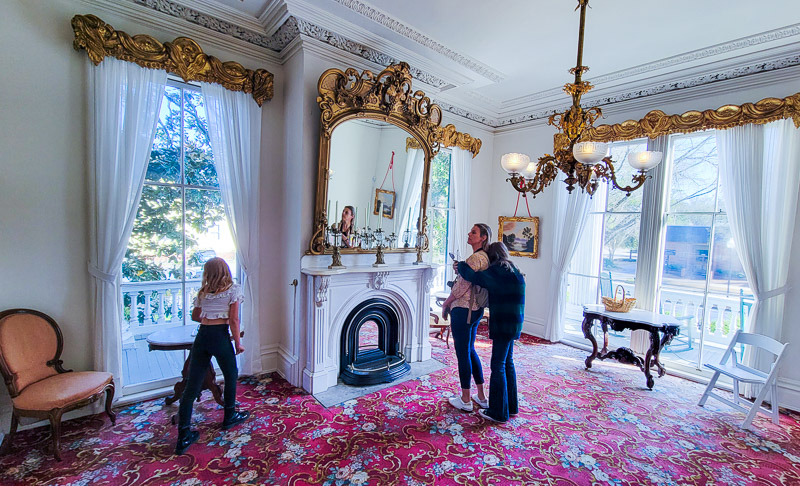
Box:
[178,324,238,429]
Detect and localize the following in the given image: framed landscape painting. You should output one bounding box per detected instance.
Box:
[374,189,395,219]
[498,216,540,258]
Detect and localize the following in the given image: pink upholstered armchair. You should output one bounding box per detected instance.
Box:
[0,309,115,461]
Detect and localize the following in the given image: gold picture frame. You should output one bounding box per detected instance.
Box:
[498,216,540,259]
[374,189,396,219]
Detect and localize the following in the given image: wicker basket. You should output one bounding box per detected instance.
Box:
[602,284,636,313]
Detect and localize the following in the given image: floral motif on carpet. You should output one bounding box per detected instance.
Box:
[1,326,799,485]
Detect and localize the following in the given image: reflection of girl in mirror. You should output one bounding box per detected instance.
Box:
[339,205,356,247]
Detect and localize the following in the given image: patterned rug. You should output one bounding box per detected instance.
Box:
[2,325,800,485]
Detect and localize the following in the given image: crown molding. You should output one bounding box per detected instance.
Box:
[329,0,505,83]
[493,63,800,137]
[259,0,291,36]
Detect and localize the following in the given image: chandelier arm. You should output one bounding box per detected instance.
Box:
[596,157,649,195]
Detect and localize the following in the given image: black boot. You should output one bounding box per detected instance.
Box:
[222,407,250,430]
[175,427,199,455]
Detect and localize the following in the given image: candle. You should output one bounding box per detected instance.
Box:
[335,200,338,224]
[378,201,382,230]
[327,200,331,223]
[393,211,396,234]
[406,208,411,233]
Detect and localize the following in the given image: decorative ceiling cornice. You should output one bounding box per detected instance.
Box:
[330,0,506,83]
[493,52,800,128]
[118,0,800,131]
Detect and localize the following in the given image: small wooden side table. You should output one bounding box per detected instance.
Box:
[147,325,243,406]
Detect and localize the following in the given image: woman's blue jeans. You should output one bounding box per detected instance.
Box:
[178,325,239,429]
[449,307,484,390]
[487,335,518,422]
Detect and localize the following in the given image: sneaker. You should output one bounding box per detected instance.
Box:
[478,408,506,424]
[472,394,489,408]
[448,396,473,412]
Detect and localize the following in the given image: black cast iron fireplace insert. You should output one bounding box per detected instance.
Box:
[340,298,410,386]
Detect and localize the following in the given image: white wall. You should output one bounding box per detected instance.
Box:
[482,72,800,408]
[0,0,284,428]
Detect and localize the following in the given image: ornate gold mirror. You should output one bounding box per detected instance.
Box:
[309,63,442,255]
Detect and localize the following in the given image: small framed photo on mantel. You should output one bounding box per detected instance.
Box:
[498,216,540,259]
[374,189,395,219]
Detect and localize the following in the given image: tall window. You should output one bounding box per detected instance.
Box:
[564,140,647,338]
[428,150,454,292]
[659,132,751,369]
[121,81,236,390]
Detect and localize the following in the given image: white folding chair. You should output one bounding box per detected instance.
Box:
[698,330,788,430]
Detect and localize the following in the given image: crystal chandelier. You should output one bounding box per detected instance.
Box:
[501,0,663,197]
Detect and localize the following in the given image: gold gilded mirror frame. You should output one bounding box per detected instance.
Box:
[310,62,479,255]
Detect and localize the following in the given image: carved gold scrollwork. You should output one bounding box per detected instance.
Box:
[406,124,482,157]
[585,93,800,143]
[71,14,274,106]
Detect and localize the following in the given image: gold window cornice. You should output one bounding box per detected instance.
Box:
[584,92,800,143]
[71,14,274,106]
[405,124,483,157]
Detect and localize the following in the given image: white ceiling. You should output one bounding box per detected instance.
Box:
[184,0,800,124]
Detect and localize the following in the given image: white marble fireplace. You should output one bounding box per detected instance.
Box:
[301,263,434,394]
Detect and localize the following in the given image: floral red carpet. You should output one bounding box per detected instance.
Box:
[2,326,799,485]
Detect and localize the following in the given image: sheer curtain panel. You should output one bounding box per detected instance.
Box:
[397,148,425,243]
[87,58,167,394]
[544,186,593,342]
[201,82,263,376]
[450,147,473,258]
[716,119,800,384]
[631,135,669,354]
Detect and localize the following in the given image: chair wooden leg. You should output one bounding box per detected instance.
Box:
[105,382,117,425]
[771,383,780,425]
[742,382,772,430]
[0,412,18,454]
[698,371,721,407]
[48,410,64,461]
[445,327,451,349]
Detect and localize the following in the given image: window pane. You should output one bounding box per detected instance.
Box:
[185,189,235,279]
[709,215,749,297]
[601,214,640,289]
[569,214,603,277]
[146,86,181,183]
[183,90,218,188]
[428,208,449,292]
[669,133,718,213]
[124,185,183,282]
[606,142,647,213]
[429,152,451,208]
[662,214,712,292]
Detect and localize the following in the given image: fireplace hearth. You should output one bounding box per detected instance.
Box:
[340,298,410,386]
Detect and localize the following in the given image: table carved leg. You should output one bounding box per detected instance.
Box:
[644,331,660,390]
[165,352,225,407]
[582,315,598,369]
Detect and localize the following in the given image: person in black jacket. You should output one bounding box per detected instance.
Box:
[457,242,525,423]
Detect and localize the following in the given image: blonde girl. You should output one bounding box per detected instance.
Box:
[176,257,250,454]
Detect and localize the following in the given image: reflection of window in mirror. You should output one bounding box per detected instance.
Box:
[428,149,454,293]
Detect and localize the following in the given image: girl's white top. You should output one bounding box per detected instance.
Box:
[193,284,244,319]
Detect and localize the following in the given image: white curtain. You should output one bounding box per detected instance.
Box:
[543,185,593,342]
[87,58,167,393]
[397,148,425,245]
[716,119,800,379]
[201,82,263,376]
[450,147,473,259]
[631,135,670,354]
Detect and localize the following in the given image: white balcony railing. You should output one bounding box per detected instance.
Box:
[120,279,201,346]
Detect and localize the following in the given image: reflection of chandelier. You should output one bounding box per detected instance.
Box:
[501,0,663,197]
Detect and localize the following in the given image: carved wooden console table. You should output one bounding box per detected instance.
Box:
[582,304,680,390]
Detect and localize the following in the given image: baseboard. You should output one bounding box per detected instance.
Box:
[522,316,546,339]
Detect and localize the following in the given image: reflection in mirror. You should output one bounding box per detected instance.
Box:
[358,320,380,353]
[327,119,424,249]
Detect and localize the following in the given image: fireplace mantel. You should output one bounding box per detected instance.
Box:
[300,263,434,394]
